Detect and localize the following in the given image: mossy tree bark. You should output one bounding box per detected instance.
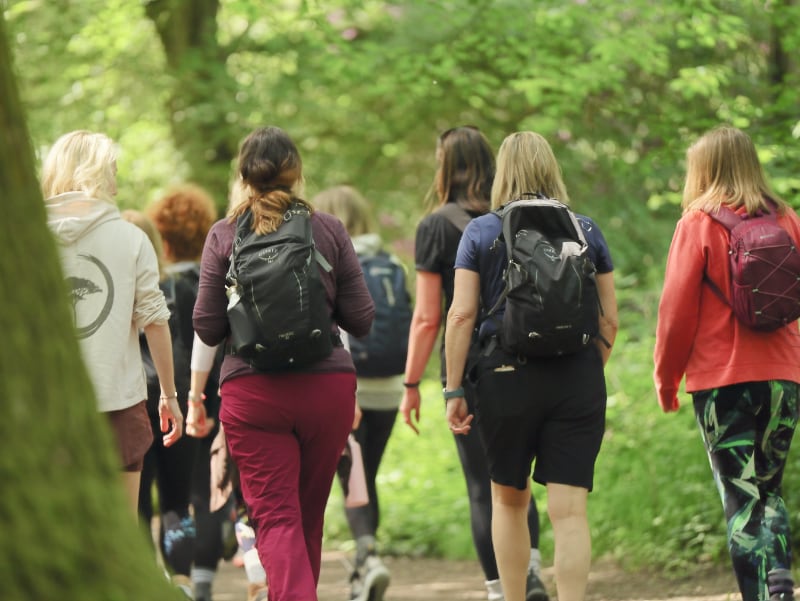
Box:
[0,13,182,601]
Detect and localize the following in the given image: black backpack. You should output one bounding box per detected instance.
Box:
[487,195,604,358]
[349,251,412,377]
[226,202,337,371]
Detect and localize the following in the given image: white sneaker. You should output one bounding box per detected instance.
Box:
[350,555,390,601]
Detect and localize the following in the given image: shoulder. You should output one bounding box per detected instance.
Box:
[675,209,723,241]
[679,209,712,225]
[312,210,347,240]
[209,217,234,237]
[571,212,605,237]
[461,212,498,243]
[109,217,147,244]
[208,217,235,243]
[471,211,500,231]
[421,205,467,228]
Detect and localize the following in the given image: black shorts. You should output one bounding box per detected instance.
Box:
[469,342,607,491]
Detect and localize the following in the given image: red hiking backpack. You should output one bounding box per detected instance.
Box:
[705,201,800,331]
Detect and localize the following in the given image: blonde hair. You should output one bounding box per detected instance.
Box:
[227,126,310,234]
[41,130,118,202]
[120,209,166,281]
[312,185,375,237]
[682,125,785,215]
[491,132,569,210]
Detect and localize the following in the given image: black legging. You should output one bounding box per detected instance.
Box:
[190,421,228,571]
[138,402,198,576]
[345,407,398,538]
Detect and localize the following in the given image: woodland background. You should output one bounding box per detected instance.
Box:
[3,1,800,594]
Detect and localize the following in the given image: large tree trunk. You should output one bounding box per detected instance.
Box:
[0,14,180,600]
[145,0,240,209]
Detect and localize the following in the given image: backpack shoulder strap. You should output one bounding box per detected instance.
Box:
[485,204,516,318]
[706,205,744,231]
[702,207,736,306]
[436,202,473,233]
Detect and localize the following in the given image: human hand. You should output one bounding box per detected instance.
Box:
[659,394,680,413]
[400,386,421,435]
[159,394,184,447]
[187,400,215,438]
[446,396,473,435]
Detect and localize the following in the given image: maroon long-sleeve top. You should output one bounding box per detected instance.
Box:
[193,210,375,384]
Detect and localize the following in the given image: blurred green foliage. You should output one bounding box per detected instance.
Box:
[7,0,800,277]
[6,0,800,572]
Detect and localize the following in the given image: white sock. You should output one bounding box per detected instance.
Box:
[485,578,504,601]
[244,548,267,584]
[529,548,542,576]
[191,567,215,585]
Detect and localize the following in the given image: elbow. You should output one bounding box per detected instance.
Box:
[413,310,441,337]
[195,330,217,347]
[192,316,224,348]
[142,317,168,333]
[447,306,477,331]
[343,303,376,339]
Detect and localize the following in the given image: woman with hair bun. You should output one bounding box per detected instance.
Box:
[193,126,374,601]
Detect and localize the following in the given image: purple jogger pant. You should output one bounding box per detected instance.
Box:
[220,371,355,601]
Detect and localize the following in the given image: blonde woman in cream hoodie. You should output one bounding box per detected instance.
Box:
[42,130,183,515]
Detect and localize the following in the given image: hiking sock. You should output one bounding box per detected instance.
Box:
[768,568,795,599]
[355,534,377,568]
[485,578,504,601]
[529,548,542,576]
[191,567,215,601]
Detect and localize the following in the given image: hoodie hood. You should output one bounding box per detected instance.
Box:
[46,191,120,244]
[351,233,383,257]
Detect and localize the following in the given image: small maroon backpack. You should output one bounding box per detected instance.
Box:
[705,200,800,331]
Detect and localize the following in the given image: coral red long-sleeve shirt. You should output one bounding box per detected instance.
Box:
[653,207,800,412]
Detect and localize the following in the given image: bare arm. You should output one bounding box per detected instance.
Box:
[444,269,479,435]
[595,272,619,366]
[400,271,442,434]
[142,321,183,446]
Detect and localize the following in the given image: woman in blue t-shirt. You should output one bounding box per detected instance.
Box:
[444,131,618,601]
[401,126,548,601]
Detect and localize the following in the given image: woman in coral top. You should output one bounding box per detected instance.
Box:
[654,125,800,601]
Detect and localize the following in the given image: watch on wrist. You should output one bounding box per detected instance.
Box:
[443,386,465,400]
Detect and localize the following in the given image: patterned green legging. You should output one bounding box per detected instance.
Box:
[693,380,799,601]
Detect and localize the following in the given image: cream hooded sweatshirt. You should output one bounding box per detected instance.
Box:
[46,192,170,412]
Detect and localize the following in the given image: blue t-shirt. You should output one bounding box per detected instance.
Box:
[455,210,614,339]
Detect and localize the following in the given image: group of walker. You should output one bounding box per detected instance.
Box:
[41,121,799,601]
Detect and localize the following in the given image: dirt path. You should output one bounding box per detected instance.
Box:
[211,550,744,601]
